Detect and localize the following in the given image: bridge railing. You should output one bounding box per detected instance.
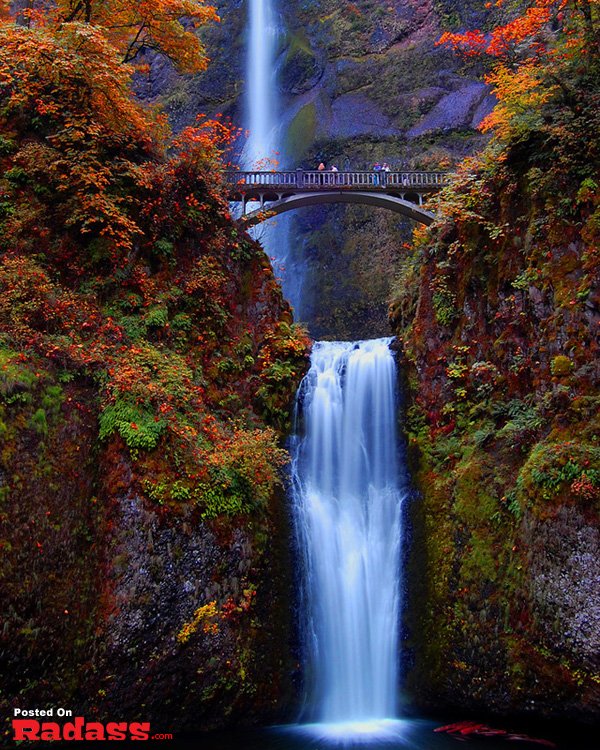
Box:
[224,170,449,191]
[226,170,299,186]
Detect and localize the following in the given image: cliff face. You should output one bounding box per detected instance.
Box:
[391,51,600,720]
[277,0,494,336]
[0,221,307,735]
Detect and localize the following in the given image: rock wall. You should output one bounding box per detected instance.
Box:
[391,95,600,722]
[0,232,306,734]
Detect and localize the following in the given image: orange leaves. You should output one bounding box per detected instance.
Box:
[0,23,164,266]
[437,30,487,58]
[437,0,568,60]
[479,62,558,138]
[173,115,242,176]
[437,0,597,146]
[44,0,220,74]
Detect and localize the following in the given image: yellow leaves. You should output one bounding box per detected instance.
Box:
[51,0,219,74]
[177,600,220,643]
[479,62,558,140]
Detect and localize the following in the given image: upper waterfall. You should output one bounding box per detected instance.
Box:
[245,0,279,168]
[243,0,304,316]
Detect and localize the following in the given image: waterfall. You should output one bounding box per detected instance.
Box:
[291,338,405,734]
[244,0,303,316]
[245,0,278,167]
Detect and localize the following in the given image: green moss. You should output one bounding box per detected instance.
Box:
[550,355,574,377]
[460,530,498,584]
[286,102,317,163]
[281,30,320,94]
[453,457,499,526]
[28,407,48,436]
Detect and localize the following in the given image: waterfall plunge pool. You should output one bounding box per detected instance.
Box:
[173,717,597,750]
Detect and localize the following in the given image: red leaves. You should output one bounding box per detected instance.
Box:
[437,1,567,61]
[435,721,557,747]
[437,30,487,57]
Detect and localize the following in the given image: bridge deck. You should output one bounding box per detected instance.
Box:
[225,170,449,193]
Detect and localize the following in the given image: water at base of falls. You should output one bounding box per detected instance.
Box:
[291,339,406,734]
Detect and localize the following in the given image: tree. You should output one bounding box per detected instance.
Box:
[437,0,600,142]
[438,1,599,62]
[2,0,218,73]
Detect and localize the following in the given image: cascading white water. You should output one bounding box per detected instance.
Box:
[245,0,278,167]
[244,0,303,315]
[292,338,405,732]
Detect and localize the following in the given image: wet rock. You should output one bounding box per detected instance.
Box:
[407,82,490,138]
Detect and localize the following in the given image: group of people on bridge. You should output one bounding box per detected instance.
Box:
[315,160,402,187]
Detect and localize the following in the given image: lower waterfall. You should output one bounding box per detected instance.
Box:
[291,338,405,735]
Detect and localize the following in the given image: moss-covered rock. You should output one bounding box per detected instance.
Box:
[394,43,600,721]
[280,31,323,95]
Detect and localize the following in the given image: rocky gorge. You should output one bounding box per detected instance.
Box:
[0,0,598,740]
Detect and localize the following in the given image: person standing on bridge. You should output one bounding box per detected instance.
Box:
[318,161,326,185]
[373,162,382,186]
[382,163,390,186]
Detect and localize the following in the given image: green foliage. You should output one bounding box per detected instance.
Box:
[256,322,310,429]
[493,397,543,449]
[28,407,48,436]
[118,315,147,341]
[0,347,38,399]
[389,248,423,334]
[144,305,169,329]
[99,399,166,451]
[432,282,459,327]
[197,479,253,520]
[41,385,64,417]
[517,441,600,506]
[511,268,538,290]
[153,238,175,259]
[171,313,192,331]
[0,134,16,155]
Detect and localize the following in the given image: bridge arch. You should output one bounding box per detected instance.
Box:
[238,190,436,227]
[225,170,447,228]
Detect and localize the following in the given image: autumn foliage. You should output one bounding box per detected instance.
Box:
[438,0,600,139]
[4,0,219,72]
[0,2,309,524]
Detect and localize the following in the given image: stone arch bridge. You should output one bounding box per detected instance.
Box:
[224,170,449,227]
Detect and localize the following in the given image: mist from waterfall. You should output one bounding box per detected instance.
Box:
[291,339,405,737]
